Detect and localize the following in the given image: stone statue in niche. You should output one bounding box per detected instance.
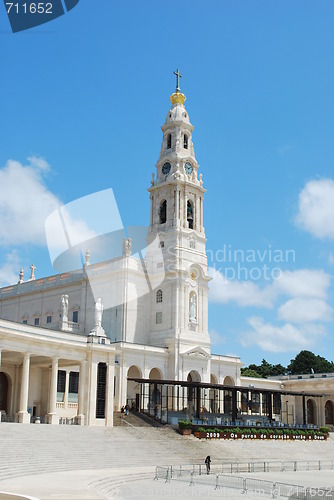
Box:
[189,293,197,321]
[61,294,69,321]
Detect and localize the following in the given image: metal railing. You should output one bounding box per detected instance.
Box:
[156,460,334,477]
[155,466,334,499]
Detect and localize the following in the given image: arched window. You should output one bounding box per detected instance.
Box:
[159,200,167,224]
[167,134,171,149]
[184,134,188,149]
[156,289,163,303]
[325,400,334,424]
[307,399,316,424]
[187,200,194,229]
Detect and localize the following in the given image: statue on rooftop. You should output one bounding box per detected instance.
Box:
[94,298,103,328]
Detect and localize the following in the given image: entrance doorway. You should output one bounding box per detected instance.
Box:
[0,372,9,412]
[127,365,142,408]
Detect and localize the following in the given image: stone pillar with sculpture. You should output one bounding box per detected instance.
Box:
[89,298,106,337]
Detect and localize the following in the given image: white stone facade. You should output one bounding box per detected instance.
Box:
[0,86,333,428]
[0,87,243,426]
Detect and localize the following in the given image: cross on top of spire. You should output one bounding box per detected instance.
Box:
[174,68,182,92]
[170,69,186,105]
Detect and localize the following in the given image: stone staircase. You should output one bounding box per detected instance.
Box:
[113,410,164,427]
[0,422,194,484]
[0,422,332,499]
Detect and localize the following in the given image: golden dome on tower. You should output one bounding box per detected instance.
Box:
[170,91,186,105]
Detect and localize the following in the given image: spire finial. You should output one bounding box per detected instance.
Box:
[29,264,36,280]
[170,69,186,105]
[174,68,182,92]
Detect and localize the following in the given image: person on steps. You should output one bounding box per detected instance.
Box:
[205,455,211,474]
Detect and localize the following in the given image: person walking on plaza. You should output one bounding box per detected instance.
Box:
[205,455,211,474]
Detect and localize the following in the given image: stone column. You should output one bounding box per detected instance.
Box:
[105,354,115,427]
[18,353,31,423]
[150,195,153,226]
[48,357,59,424]
[318,396,326,427]
[120,364,128,407]
[184,191,187,228]
[175,190,179,226]
[113,364,120,410]
[248,391,252,416]
[200,197,203,231]
[195,194,199,230]
[77,360,86,425]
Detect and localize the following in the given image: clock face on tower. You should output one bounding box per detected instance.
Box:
[162,162,171,175]
[185,162,193,175]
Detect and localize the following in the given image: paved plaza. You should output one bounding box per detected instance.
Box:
[0,421,333,499]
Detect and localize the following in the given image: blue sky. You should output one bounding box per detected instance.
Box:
[1,1,334,367]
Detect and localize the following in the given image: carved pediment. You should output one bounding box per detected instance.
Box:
[182,346,211,359]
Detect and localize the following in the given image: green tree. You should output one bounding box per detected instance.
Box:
[287,350,334,375]
[240,368,262,378]
[258,359,273,378]
[270,363,286,376]
[242,359,286,379]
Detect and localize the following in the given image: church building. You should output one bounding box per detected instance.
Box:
[0,72,333,430]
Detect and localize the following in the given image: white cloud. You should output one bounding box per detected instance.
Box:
[208,267,331,308]
[242,316,326,353]
[209,265,333,353]
[27,156,50,172]
[278,298,333,323]
[295,178,334,239]
[273,269,330,300]
[208,267,275,307]
[0,250,21,287]
[0,158,61,246]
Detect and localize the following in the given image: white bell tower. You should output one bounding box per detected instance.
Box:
[147,70,211,382]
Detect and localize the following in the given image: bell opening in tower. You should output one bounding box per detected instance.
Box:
[187,200,194,229]
[159,200,167,224]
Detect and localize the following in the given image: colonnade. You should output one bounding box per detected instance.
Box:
[0,346,115,426]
